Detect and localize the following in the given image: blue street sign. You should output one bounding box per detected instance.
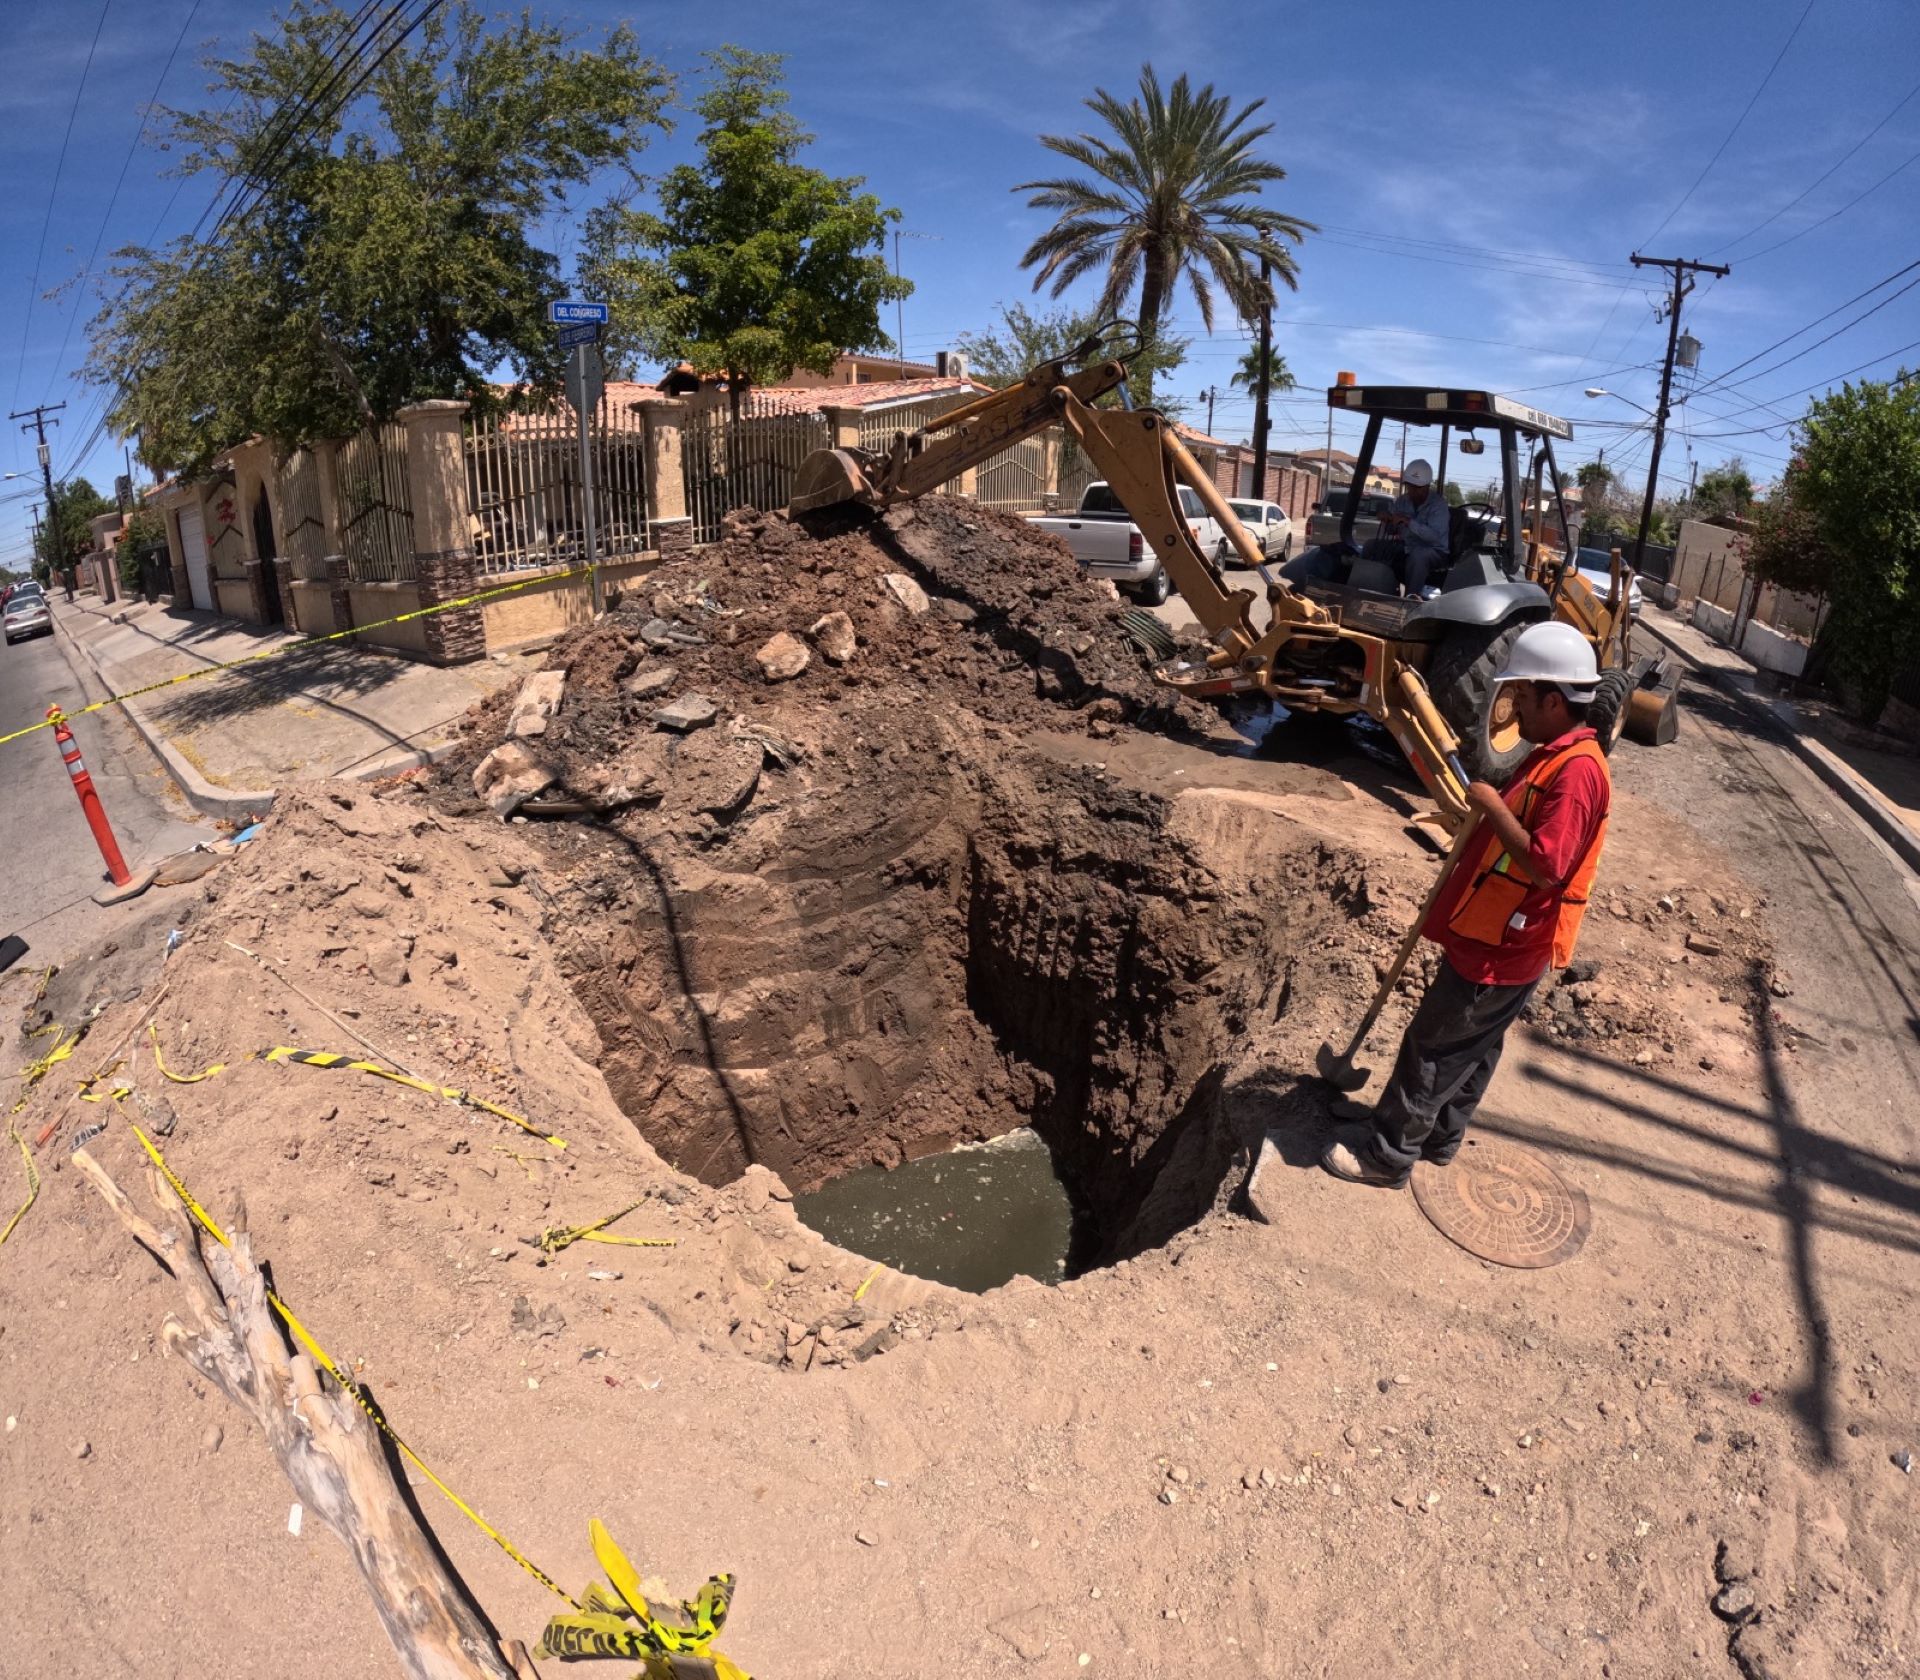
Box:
[549,299,609,324]
[557,321,601,349]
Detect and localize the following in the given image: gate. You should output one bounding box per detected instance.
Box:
[464,398,650,575]
[336,421,415,583]
[682,409,831,545]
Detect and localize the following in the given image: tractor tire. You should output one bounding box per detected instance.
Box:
[1131,564,1172,606]
[1427,619,1537,785]
[1586,667,1636,754]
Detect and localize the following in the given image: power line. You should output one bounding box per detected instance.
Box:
[1734,140,1920,263]
[39,0,204,408]
[1709,74,1920,257]
[10,0,114,415]
[1639,0,1818,247]
[1691,258,1920,395]
[1702,269,1920,399]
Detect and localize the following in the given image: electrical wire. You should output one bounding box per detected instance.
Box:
[1709,74,1920,257]
[1733,141,1920,264]
[1639,0,1818,247]
[10,0,114,413]
[1699,270,1920,400]
[1689,258,1920,395]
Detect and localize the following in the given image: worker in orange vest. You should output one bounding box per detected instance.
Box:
[1323,622,1613,1188]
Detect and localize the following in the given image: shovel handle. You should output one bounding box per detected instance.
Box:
[1337,810,1483,1061]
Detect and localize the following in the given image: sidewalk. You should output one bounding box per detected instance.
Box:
[52,596,531,818]
[1636,603,1920,874]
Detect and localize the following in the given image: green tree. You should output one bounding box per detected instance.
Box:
[87,2,670,475]
[1695,457,1755,519]
[1443,480,1464,507]
[584,47,909,417]
[1795,377,1920,714]
[952,301,1188,412]
[35,478,116,579]
[1744,457,1831,600]
[1228,345,1294,394]
[1012,64,1313,401]
[1576,460,1614,498]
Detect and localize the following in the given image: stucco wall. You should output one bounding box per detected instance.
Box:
[479,557,659,653]
[288,578,341,636]
[347,581,429,656]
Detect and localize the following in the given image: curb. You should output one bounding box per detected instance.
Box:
[1637,614,1920,875]
[49,606,461,822]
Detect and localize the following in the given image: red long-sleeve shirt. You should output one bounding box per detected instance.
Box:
[1424,726,1611,986]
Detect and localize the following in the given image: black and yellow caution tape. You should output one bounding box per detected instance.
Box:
[144,1023,566,1150]
[0,563,592,752]
[124,1119,579,1605]
[534,1519,748,1678]
[536,1199,676,1256]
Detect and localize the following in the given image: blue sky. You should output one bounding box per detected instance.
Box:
[4,0,1918,564]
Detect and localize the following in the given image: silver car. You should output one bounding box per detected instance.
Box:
[2,589,51,645]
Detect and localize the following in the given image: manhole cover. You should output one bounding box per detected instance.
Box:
[1411,1135,1590,1268]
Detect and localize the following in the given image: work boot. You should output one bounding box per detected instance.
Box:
[1319,1135,1409,1190]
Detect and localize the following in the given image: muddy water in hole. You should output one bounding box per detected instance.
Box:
[793,1129,1073,1294]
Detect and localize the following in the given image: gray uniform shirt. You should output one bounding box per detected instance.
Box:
[1391,489,1452,569]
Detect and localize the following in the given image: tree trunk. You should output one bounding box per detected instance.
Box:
[1135,248,1171,405]
[70,1146,534,1680]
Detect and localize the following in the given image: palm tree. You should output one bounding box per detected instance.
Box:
[1013,65,1313,399]
[1229,345,1295,394]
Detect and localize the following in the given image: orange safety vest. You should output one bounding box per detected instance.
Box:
[1445,736,1611,971]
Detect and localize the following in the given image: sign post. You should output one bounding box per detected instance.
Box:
[551,302,610,612]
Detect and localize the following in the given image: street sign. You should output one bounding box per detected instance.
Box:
[564,342,605,419]
[548,299,609,324]
[557,321,601,350]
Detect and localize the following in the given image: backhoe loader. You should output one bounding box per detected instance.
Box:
[788,327,1679,825]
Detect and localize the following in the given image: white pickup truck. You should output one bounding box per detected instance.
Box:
[1026,481,1226,604]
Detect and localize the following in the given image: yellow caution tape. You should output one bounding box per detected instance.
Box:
[1,1027,81,1246]
[534,1518,748,1677]
[0,563,591,751]
[536,1199,676,1256]
[853,1264,885,1303]
[149,1023,227,1083]
[125,1120,578,1606]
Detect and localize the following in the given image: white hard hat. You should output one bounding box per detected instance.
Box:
[1494,621,1600,703]
[1403,458,1434,488]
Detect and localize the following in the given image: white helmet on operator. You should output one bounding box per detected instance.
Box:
[1493,622,1600,705]
[1403,458,1434,488]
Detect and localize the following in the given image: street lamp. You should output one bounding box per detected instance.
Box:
[1584,387,1657,418]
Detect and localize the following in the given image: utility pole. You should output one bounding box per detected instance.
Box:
[1201,386,1219,435]
[12,401,64,574]
[891,230,941,380]
[1250,255,1274,498]
[1628,256,1727,568]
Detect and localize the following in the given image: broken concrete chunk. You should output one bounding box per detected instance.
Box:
[472,741,556,818]
[622,665,677,701]
[364,935,411,988]
[652,693,720,733]
[508,669,566,738]
[808,610,858,664]
[1241,1133,1285,1226]
[754,631,811,683]
[1685,932,1724,956]
[882,573,930,615]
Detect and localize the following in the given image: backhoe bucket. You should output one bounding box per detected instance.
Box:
[788,448,875,515]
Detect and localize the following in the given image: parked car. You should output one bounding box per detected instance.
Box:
[1304,488,1397,549]
[1225,499,1295,562]
[1572,546,1644,616]
[1026,481,1225,605]
[3,588,53,644]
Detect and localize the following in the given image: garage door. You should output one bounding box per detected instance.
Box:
[177,504,212,611]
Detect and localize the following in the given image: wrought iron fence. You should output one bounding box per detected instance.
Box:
[463,398,650,575]
[973,434,1052,512]
[853,393,973,452]
[683,408,831,544]
[275,447,330,580]
[336,421,415,583]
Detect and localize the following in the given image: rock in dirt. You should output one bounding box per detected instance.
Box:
[472,741,556,818]
[509,670,567,738]
[1686,932,1724,956]
[882,573,930,615]
[364,936,411,988]
[509,1296,566,1341]
[666,734,763,820]
[623,666,677,701]
[641,617,707,650]
[577,736,672,810]
[754,632,811,683]
[653,693,720,733]
[808,611,857,664]
[1713,1581,1758,1622]
[1241,1134,1286,1225]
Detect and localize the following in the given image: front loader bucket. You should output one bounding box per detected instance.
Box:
[788,448,875,515]
[1624,656,1683,746]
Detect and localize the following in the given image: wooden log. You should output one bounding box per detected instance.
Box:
[72,1146,537,1680]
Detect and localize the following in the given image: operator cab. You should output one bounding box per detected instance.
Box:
[1282,386,1578,638]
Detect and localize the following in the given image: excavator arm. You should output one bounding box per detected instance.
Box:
[787,332,1329,670]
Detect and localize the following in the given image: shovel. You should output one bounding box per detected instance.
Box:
[1315,759,1483,1092]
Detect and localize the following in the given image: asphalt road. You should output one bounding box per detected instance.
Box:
[0,605,205,977]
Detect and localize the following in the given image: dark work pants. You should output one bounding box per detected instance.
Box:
[1369,960,1540,1176]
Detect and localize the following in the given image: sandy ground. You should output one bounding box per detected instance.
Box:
[0,560,1915,1678]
